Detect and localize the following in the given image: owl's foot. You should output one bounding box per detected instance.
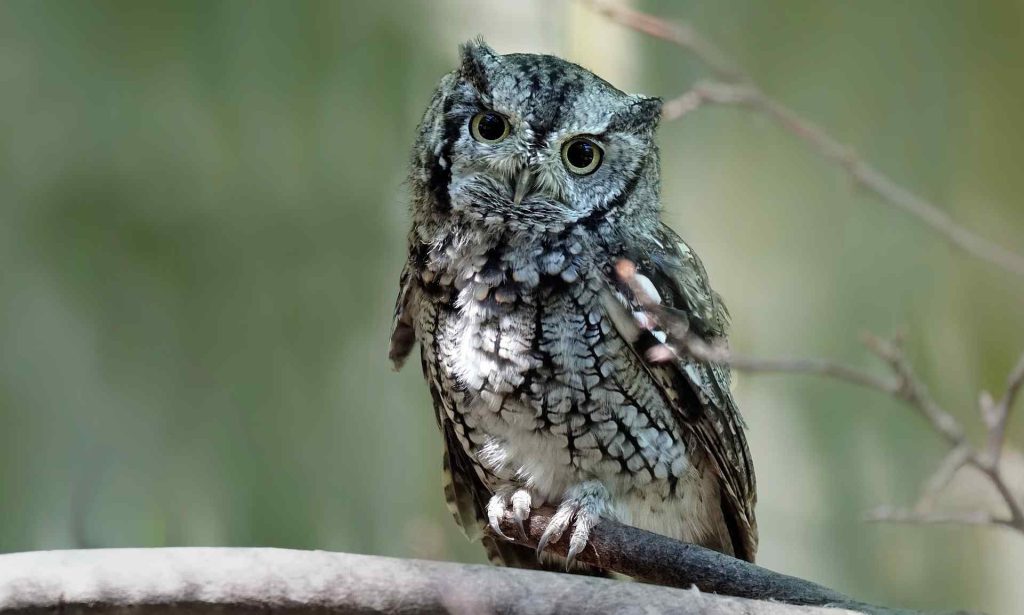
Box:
[537,481,611,570]
[486,486,533,541]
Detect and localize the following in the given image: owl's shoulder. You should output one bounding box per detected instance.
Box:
[620,225,730,339]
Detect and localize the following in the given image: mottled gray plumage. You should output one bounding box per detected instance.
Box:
[390,40,757,570]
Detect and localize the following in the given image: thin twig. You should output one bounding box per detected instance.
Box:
[986,351,1024,461]
[581,0,744,81]
[729,333,1024,534]
[860,333,967,447]
[735,336,1024,534]
[865,507,1016,530]
[913,445,973,514]
[976,463,1024,528]
[679,334,895,396]
[733,336,1024,533]
[582,0,1024,278]
[727,355,896,394]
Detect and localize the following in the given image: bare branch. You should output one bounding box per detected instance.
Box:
[860,333,967,447]
[582,0,1024,278]
[683,334,900,395]
[976,463,1024,529]
[736,336,1024,534]
[1004,352,1024,419]
[865,506,1016,530]
[986,351,1024,461]
[0,547,897,615]
[489,506,933,615]
[727,354,897,393]
[724,333,1024,535]
[914,445,973,514]
[579,0,744,81]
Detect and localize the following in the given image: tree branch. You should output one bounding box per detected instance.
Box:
[734,335,1024,534]
[488,506,941,615]
[733,338,1024,534]
[581,0,1024,278]
[0,547,880,615]
[984,351,1024,462]
[912,445,973,513]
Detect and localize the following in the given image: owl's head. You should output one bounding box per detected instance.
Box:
[412,40,662,235]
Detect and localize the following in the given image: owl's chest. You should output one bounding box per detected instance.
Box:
[458,288,608,393]
[424,272,625,493]
[425,261,615,405]
[415,237,697,512]
[417,229,606,386]
[421,271,692,495]
[416,229,618,410]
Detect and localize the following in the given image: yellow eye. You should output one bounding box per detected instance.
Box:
[470,111,510,143]
[561,137,603,175]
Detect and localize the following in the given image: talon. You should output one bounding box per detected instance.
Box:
[510,489,532,539]
[536,506,573,560]
[488,513,511,541]
[535,533,550,560]
[538,481,610,568]
[565,517,594,570]
[565,542,582,570]
[486,492,512,541]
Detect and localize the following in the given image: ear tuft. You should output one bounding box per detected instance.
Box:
[459,37,500,92]
[633,95,663,127]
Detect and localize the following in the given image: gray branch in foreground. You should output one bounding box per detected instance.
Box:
[0,547,864,615]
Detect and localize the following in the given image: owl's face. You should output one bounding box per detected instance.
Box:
[413,40,662,234]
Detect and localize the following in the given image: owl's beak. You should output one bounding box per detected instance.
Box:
[512,168,533,206]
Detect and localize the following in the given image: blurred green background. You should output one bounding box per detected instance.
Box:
[2,1,1023,613]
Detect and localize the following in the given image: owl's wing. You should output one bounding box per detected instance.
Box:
[389,248,420,371]
[389,252,473,530]
[604,225,758,561]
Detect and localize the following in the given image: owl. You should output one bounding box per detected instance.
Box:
[389,40,757,571]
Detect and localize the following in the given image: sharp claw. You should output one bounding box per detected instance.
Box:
[489,519,509,540]
[510,489,532,539]
[489,508,513,541]
[564,546,580,570]
[489,518,511,541]
[565,531,588,570]
[535,532,551,561]
[536,519,567,560]
[540,481,609,569]
[487,496,512,541]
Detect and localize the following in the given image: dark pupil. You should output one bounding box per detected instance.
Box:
[477,113,505,140]
[567,141,594,168]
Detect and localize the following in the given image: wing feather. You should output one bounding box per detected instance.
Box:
[607,225,758,561]
[388,256,418,370]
